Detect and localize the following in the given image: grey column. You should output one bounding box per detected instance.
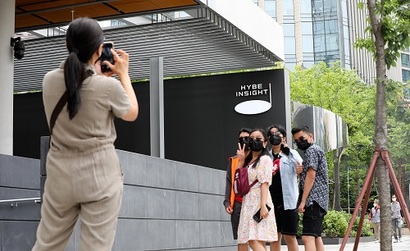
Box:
[149,57,165,158]
[283,69,292,145]
[0,0,15,155]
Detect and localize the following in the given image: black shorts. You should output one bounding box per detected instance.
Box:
[230,200,242,240]
[274,203,299,235]
[302,201,327,237]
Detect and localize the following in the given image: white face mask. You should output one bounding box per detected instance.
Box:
[374,204,377,207]
[392,198,397,202]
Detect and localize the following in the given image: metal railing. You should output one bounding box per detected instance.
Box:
[0,197,41,208]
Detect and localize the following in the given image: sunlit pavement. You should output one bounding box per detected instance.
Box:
[278,234,410,251]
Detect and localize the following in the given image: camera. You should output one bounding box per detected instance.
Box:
[11,37,25,60]
[100,42,114,73]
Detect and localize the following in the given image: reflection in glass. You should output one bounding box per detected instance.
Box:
[291,101,348,153]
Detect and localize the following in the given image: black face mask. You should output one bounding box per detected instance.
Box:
[296,139,311,151]
[249,139,264,152]
[238,137,250,151]
[269,134,282,146]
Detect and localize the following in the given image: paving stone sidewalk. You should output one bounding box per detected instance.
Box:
[279,234,410,251]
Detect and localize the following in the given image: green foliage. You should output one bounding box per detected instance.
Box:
[297,210,373,238]
[290,62,377,210]
[386,80,410,191]
[322,210,373,238]
[355,0,410,69]
[323,210,349,237]
[290,62,376,138]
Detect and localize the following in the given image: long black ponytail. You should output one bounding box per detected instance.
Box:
[64,18,104,119]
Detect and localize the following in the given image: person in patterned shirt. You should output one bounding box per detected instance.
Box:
[291,126,329,251]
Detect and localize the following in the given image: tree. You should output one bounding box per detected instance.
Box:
[290,62,376,210]
[355,0,410,249]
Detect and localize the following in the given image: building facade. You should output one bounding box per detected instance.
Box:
[252,0,351,72]
[253,0,407,85]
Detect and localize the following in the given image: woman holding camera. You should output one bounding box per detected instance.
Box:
[32,17,138,251]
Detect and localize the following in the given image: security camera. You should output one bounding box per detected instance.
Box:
[10,37,25,60]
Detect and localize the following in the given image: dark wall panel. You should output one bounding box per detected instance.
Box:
[14,69,286,170]
[164,70,286,169]
[13,92,48,159]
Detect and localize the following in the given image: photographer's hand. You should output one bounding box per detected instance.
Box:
[95,60,114,77]
[103,49,129,78]
[104,49,138,122]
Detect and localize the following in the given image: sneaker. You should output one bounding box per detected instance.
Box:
[394,239,399,243]
[399,238,402,242]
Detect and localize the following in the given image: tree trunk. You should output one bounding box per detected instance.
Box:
[333,148,344,211]
[367,0,391,250]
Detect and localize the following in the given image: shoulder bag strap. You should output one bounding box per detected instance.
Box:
[49,90,68,135]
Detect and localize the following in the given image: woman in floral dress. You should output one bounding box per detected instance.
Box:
[237,128,278,250]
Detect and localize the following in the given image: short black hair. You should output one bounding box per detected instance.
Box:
[266,125,286,138]
[291,125,312,135]
[237,127,251,137]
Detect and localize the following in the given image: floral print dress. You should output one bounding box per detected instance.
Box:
[237,155,278,243]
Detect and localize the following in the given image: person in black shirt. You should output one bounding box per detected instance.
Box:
[267,125,303,251]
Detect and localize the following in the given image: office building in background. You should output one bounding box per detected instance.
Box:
[253,0,407,85]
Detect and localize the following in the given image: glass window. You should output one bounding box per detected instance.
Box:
[312,0,324,14]
[325,20,338,34]
[283,24,295,36]
[323,0,337,14]
[302,22,313,34]
[283,1,294,15]
[326,33,339,51]
[284,37,296,54]
[402,54,410,68]
[314,34,326,51]
[403,69,410,83]
[300,0,312,14]
[264,0,276,18]
[303,34,314,52]
[314,21,325,35]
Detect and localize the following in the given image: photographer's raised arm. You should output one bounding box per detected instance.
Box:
[104,49,138,121]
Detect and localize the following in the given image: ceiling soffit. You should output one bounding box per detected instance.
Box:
[13,7,280,93]
[15,0,200,31]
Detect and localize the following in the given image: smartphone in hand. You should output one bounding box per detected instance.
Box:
[101,42,114,72]
[253,205,271,223]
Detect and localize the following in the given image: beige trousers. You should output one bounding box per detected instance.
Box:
[32,145,123,251]
[373,222,380,240]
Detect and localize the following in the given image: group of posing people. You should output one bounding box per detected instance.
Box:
[224,125,329,251]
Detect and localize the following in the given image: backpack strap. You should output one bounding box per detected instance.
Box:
[49,90,68,135]
[48,70,94,136]
[244,162,258,188]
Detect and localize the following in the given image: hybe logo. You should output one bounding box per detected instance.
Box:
[234,83,272,115]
